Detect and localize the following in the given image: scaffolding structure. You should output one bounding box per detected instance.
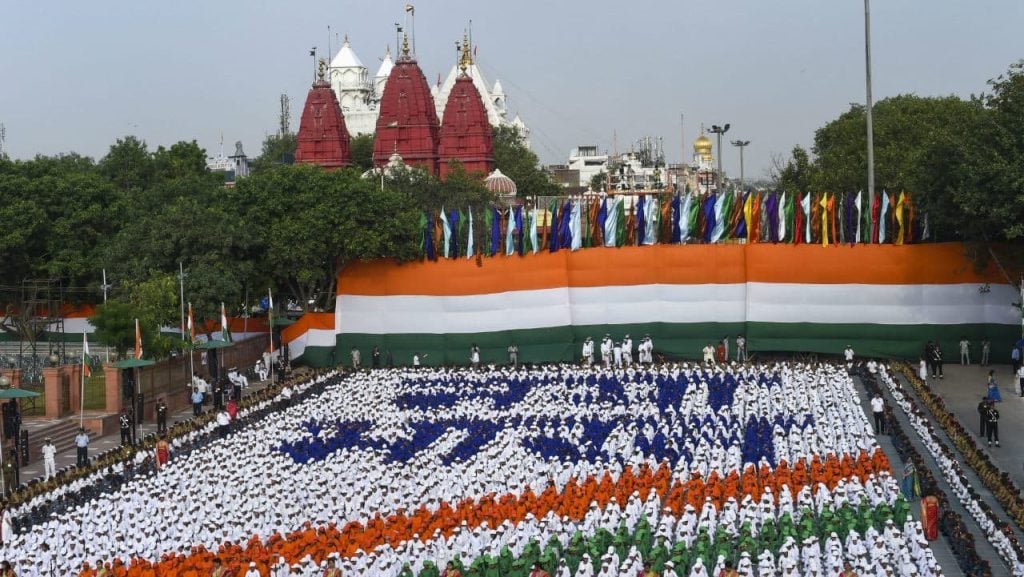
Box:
[17,278,66,384]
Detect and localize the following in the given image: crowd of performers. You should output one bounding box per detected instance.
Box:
[0,362,962,576]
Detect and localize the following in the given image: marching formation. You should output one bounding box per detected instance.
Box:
[4,363,944,576]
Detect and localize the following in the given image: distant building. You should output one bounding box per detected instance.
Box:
[555,129,723,195]
[567,145,609,190]
[206,140,250,186]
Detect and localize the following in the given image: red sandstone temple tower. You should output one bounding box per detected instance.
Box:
[438,37,495,180]
[295,60,352,169]
[373,35,441,175]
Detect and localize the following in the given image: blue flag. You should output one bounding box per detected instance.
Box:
[490,207,501,256]
[449,208,460,258]
[670,194,681,244]
[597,199,608,245]
[636,195,647,246]
[548,202,560,252]
[703,194,717,243]
[559,201,572,249]
[425,212,436,260]
[515,206,524,256]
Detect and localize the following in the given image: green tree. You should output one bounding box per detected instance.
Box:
[124,274,180,330]
[249,133,297,174]
[776,146,815,195]
[152,140,210,181]
[235,165,421,310]
[915,60,1024,247]
[0,153,117,290]
[589,171,607,192]
[350,133,375,172]
[102,171,256,328]
[99,136,154,191]
[91,300,145,358]
[493,126,560,198]
[810,95,980,194]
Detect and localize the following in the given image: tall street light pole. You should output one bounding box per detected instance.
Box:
[731,140,750,188]
[177,262,187,340]
[864,0,875,206]
[709,124,730,192]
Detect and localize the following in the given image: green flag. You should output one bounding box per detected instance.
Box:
[784,191,796,243]
[418,212,427,256]
[484,206,493,255]
[614,198,626,248]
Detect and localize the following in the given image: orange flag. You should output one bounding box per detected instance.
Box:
[134,318,143,360]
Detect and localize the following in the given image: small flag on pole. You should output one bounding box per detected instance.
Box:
[134,318,143,360]
[405,3,415,14]
[187,303,195,343]
[268,290,275,356]
[82,334,91,378]
[221,302,231,342]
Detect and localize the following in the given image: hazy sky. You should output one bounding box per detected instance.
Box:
[1,1,1021,179]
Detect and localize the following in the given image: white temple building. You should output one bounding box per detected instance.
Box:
[328,36,529,144]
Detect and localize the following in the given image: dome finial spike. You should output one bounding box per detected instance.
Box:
[459,32,472,73]
[401,31,411,58]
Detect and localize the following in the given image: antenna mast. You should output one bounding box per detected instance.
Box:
[0,123,6,158]
[279,94,291,136]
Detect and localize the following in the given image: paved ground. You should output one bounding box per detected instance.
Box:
[883,362,1024,575]
[918,363,1024,490]
[851,375,966,576]
[17,378,275,482]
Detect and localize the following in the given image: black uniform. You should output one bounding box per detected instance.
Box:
[155,401,168,434]
[977,399,989,438]
[986,406,1000,446]
[119,413,132,445]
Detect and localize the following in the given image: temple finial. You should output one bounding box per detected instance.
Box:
[459,32,472,73]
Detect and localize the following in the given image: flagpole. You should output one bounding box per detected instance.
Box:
[188,303,195,394]
[80,335,86,429]
[864,0,876,215]
[268,289,275,387]
[243,286,249,339]
[178,262,186,340]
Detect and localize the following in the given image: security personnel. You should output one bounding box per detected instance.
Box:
[119,410,132,446]
[155,399,168,434]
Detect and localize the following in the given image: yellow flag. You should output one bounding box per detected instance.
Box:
[743,192,754,241]
[895,192,906,245]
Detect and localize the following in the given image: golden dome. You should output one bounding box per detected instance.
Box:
[693,132,713,162]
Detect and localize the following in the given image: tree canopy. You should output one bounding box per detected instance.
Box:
[772,59,1024,245]
[493,126,560,198]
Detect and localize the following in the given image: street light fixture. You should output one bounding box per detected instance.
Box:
[864,0,875,206]
[731,140,751,187]
[708,124,730,191]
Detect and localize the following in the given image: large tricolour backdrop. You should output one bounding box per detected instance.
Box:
[282,243,1021,366]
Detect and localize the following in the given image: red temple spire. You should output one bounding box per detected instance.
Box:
[294,59,352,170]
[438,35,494,180]
[373,33,440,175]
